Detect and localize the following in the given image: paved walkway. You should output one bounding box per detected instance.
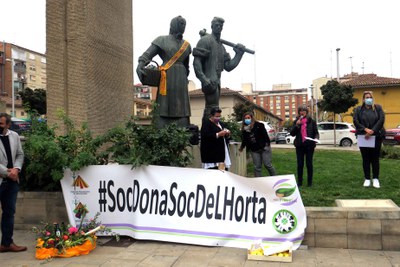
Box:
[1,230,400,267]
[271,143,360,151]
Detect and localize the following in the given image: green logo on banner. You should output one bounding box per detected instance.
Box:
[272,209,297,234]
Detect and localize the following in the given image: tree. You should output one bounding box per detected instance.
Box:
[283,119,293,131]
[318,80,358,146]
[19,87,47,115]
[232,101,256,121]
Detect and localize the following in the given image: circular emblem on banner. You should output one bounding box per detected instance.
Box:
[272,209,297,234]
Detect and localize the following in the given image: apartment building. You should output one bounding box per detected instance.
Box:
[0,42,46,118]
[247,87,309,123]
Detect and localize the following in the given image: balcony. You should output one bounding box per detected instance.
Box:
[14,61,26,74]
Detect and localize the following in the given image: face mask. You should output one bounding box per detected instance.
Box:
[244,119,251,125]
[365,98,373,106]
[213,117,220,123]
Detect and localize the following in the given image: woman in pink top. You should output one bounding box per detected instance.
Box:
[290,105,319,187]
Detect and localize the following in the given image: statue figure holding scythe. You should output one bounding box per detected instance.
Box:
[193,17,255,121]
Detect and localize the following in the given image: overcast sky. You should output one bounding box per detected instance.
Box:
[2,0,399,91]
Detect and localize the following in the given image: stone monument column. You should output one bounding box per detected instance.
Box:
[46,0,133,135]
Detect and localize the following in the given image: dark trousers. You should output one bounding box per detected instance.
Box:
[250,145,276,177]
[0,180,19,246]
[359,139,382,180]
[295,145,315,186]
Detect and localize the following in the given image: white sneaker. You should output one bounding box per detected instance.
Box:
[372,178,380,188]
[363,179,371,187]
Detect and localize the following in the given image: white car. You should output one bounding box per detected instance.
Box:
[286,133,295,144]
[239,121,276,142]
[259,121,276,142]
[317,122,357,147]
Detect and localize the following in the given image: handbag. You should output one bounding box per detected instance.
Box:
[141,61,161,87]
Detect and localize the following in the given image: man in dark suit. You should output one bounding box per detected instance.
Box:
[0,113,26,252]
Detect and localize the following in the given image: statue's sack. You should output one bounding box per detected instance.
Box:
[141,61,161,87]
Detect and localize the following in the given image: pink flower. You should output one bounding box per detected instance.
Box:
[45,231,51,236]
[68,227,78,234]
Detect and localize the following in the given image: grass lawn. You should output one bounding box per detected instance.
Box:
[247,148,400,207]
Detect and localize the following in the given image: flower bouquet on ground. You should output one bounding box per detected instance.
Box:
[32,207,118,260]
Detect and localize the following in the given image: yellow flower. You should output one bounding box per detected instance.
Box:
[36,238,44,247]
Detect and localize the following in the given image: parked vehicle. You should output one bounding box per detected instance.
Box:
[286,134,295,144]
[275,131,288,144]
[259,121,276,142]
[240,121,276,142]
[383,125,400,145]
[317,122,357,147]
[11,117,31,135]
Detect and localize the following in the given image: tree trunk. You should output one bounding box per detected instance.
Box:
[333,113,337,147]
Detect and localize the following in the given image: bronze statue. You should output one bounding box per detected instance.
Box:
[136,16,192,128]
[193,17,249,121]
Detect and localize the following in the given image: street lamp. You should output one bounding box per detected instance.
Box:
[5,58,15,117]
[309,84,318,123]
[315,86,319,124]
[309,85,314,118]
[336,48,340,82]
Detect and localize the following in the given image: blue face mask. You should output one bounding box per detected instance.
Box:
[365,98,373,106]
[244,119,252,125]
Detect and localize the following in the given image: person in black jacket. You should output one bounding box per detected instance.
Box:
[239,112,276,177]
[200,107,231,170]
[353,91,385,189]
[290,105,319,187]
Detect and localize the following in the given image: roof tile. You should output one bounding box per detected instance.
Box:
[341,73,400,88]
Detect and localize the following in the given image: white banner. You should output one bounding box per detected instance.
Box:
[60,165,306,249]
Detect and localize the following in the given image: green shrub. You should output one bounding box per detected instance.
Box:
[220,116,241,142]
[21,114,193,191]
[381,145,400,159]
[98,119,193,167]
[21,111,103,191]
[21,122,67,191]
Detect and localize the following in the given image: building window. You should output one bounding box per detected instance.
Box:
[41,57,46,64]
[29,53,35,60]
[30,75,36,81]
[30,65,36,71]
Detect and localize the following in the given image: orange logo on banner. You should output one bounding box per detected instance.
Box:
[72,175,89,189]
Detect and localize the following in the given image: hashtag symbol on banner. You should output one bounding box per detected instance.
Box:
[98,180,107,212]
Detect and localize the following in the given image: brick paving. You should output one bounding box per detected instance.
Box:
[1,230,399,266]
